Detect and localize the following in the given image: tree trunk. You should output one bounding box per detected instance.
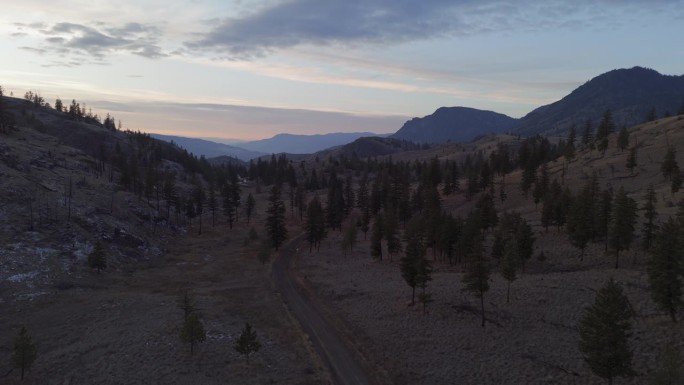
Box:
[411,286,415,305]
[671,308,678,323]
[615,250,619,269]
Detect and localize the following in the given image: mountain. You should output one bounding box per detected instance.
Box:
[239,132,385,154]
[318,136,423,159]
[390,107,518,144]
[515,66,684,136]
[150,133,265,161]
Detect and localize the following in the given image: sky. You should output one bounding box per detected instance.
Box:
[1,0,683,141]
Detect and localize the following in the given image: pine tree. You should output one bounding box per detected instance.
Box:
[385,207,401,261]
[207,184,218,227]
[565,125,576,160]
[87,241,107,274]
[341,218,358,257]
[304,196,326,252]
[400,220,431,304]
[609,187,638,268]
[234,322,261,363]
[180,312,206,355]
[596,110,614,155]
[516,218,535,272]
[617,126,629,151]
[582,119,593,148]
[245,192,255,224]
[13,326,37,380]
[662,147,679,181]
[648,218,684,322]
[193,182,206,235]
[579,278,634,385]
[641,184,658,250]
[626,146,638,175]
[265,185,288,250]
[500,239,519,303]
[567,189,592,260]
[177,289,197,320]
[462,240,489,327]
[370,213,384,261]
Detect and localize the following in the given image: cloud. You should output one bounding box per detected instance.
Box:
[14,21,168,64]
[185,0,681,59]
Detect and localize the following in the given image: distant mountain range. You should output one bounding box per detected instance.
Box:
[150,134,265,161]
[390,67,683,142]
[159,67,684,154]
[391,107,518,144]
[238,132,386,154]
[515,66,684,136]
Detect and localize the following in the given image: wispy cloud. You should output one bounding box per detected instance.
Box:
[12,21,168,64]
[184,0,681,59]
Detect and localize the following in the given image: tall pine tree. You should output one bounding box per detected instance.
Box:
[265,185,288,250]
[579,278,634,385]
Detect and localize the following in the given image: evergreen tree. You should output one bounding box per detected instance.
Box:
[516,218,535,272]
[385,207,401,261]
[626,146,638,175]
[13,326,37,380]
[582,119,594,148]
[598,187,614,252]
[265,185,288,250]
[180,312,206,355]
[648,218,684,322]
[370,213,384,261]
[245,192,256,224]
[609,187,638,269]
[341,218,358,257]
[567,189,593,260]
[617,126,629,151]
[462,240,489,327]
[662,147,679,181]
[207,184,218,227]
[500,239,519,303]
[596,109,614,155]
[641,184,658,250]
[193,182,206,235]
[520,162,536,198]
[304,196,326,252]
[177,289,197,320]
[578,278,634,385]
[400,220,431,304]
[87,241,107,274]
[565,124,576,160]
[234,322,261,363]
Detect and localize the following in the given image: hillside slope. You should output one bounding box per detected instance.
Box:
[240,132,385,154]
[515,66,684,136]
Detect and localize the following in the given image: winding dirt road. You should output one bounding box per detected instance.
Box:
[272,235,374,385]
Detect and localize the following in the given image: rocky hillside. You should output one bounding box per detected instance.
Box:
[0,95,235,299]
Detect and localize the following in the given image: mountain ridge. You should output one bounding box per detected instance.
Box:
[390,106,518,144]
[514,66,684,136]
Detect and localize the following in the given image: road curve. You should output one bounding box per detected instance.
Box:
[272,235,373,385]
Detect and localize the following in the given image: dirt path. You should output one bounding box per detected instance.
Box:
[272,235,374,385]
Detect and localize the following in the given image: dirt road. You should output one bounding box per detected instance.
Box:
[272,236,374,385]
